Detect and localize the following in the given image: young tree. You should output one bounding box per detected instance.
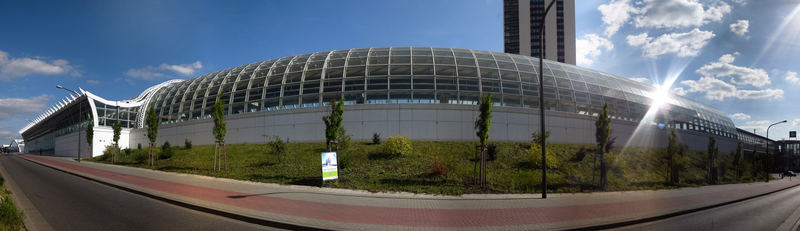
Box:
[666,128,680,184]
[322,99,344,152]
[212,98,227,172]
[112,120,122,164]
[86,114,93,161]
[707,136,719,184]
[474,93,493,188]
[595,102,611,189]
[733,141,742,180]
[145,106,159,167]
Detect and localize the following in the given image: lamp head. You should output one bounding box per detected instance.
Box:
[781,120,788,123]
[56,85,63,89]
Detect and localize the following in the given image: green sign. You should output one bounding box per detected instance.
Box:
[321,152,338,180]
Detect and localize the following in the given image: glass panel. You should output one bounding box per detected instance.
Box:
[457,66,478,77]
[390,65,411,75]
[367,78,388,90]
[391,56,411,64]
[412,56,433,64]
[345,66,365,78]
[459,78,479,91]
[500,70,519,81]
[368,56,389,65]
[437,91,458,104]
[305,69,322,81]
[435,65,456,76]
[326,67,344,79]
[456,57,476,66]
[480,68,500,79]
[368,65,389,76]
[413,65,434,75]
[366,91,387,104]
[434,56,455,65]
[414,90,435,103]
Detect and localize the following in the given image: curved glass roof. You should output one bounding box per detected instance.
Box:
[147,47,736,139]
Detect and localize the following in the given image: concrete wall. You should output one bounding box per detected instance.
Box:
[127,104,737,153]
[54,127,131,158]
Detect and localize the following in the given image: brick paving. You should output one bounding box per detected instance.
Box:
[17,154,800,230]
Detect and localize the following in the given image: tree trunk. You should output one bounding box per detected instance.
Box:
[600,152,607,190]
[480,145,486,190]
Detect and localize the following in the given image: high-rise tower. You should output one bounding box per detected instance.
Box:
[504,0,575,64]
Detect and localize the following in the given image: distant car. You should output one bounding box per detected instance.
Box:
[784,171,796,177]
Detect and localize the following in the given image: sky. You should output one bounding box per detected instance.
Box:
[0,0,798,141]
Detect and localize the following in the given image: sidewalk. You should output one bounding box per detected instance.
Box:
[17,154,800,230]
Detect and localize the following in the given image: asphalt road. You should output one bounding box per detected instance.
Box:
[612,180,800,231]
[0,154,281,231]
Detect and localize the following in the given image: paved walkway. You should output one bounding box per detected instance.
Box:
[15,154,800,230]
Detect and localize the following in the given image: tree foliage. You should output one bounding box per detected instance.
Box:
[474,93,493,147]
[212,99,227,142]
[85,115,93,146]
[707,135,719,184]
[595,102,611,189]
[322,99,344,151]
[145,106,159,166]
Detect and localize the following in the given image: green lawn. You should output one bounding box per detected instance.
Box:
[0,173,25,230]
[93,140,763,195]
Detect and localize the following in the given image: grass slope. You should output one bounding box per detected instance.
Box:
[0,172,25,230]
[93,140,763,195]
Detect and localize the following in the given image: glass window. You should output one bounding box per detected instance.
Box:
[390,76,411,89]
[328,59,346,67]
[480,68,500,79]
[323,79,342,92]
[390,65,411,75]
[457,66,478,77]
[283,84,300,96]
[347,56,367,66]
[460,92,479,104]
[436,77,458,90]
[289,63,305,72]
[413,56,433,64]
[391,48,410,56]
[502,81,521,95]
[474,53,493,60]
[366,90,387,104]
[326,67,343,79]
[302,81,320,93]
[389,90,412,103]
[434,56,455,65]
[367,78,388,90]
[503,95,522,107]
[285,72,302,83]
[305,69,322,81]
[368,65,389,76]
[413,90,435,103]
[265,86,281,98]
[497,61,516,70]
[411,48,432,56]
[369,50,389,57]
[500,70,519,81]
[435,65,456,76]
[433,50,453,57]
[459,79,479,91]
[247,88,263,101]
[437,91,458,104]
[391,55,411,64]
[301,94,320,107]
[556,78,572,89]
[482,80,501,93]
[413,65,434,75]
[344,78,365,91]
[453,51,473,58]
[368,56,389,65]
[572,81,588,92]
[478,59,497,68]
[345,66,365,78]
[456,57,476,66]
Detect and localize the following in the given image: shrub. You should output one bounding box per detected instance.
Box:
[430,155,451,177]
[160,141,173,159]
[372,133,381,145]
[185,139,192,150]
[99,145,115,161]
[527,143,560,169]
[337,127,351,151]
[267,135,288,155]
[123,148,131,156]
[133,151,148,163]
[487,143,498,161]
[383,136,412,156]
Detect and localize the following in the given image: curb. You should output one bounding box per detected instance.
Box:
[16,155,329,231]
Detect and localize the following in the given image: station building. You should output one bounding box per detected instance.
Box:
[22,47,745,158]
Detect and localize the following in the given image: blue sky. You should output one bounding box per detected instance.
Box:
[1,0,798,141]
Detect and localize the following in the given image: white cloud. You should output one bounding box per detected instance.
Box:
[786,71,800,84]
[737,120,772,133]
[681,76,783,101]
[125,61,202,80]
[729,113,751,120]
[793,118,800,127]
[576,34,614,66]
[671,87,688,96]
[160,61,202,76]
[633,0,731,29]
[629,77,649,83]
[0,95,49,120]
[696,53,770,87]
[598,0,637,37]
[86,79,100,85]
[729,20,749,36]
[626,28,715,58]
[0,50,75,81]
[732,0,748,6]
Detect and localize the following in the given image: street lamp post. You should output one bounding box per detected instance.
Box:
[766,120,787,182]
[538,0,557,199]
[57,85,82,162]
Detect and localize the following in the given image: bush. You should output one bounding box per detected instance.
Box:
[430,155,451,177]
[337,127,351,151]
[487,143,498,161]
[185,139,192,150]
[266,135,288,155]
[133,151,148,163]
[123,148,131,156]
[527,143,560,169]
[383,136,412,156]
[372,133,381,145]
[160,141,173,159]
[99,145,115,161]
